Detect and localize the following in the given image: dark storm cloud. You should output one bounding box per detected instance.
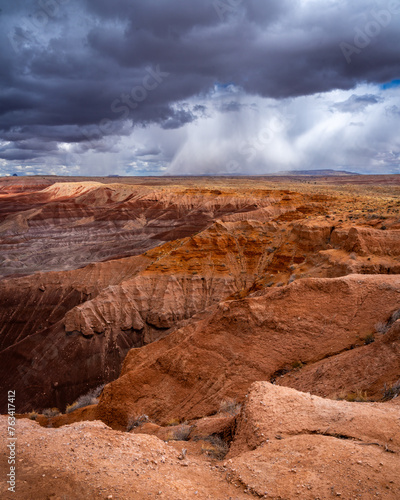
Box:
[1,0,400,170]
[333,94,382,113]
[161,108,197,129]
[135,146,161,157]
[218,101,244,113]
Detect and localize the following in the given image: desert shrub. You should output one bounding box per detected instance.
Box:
[166,417,182,426]
[43,408,60,418]
[28,412,38,420]
[363,333,375,345]
[173,425,191,441]
[390,309,400,323]
[382,380,400,401]
[349,252,357,260]
[375,322,387,334]
[126,414,149,432]
[201,436,229,460]
[375,309,400,335]
[288,274,296,284]
[166,424,191,441]
[335,391,347,401]
[219,398,242,416]
[66,384,104,414]
[344,390,368,402]
[291,360,303,370]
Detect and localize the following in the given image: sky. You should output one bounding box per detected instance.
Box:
[0,0,400,177]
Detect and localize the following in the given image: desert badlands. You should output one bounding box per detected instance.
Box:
[0,174,399,499]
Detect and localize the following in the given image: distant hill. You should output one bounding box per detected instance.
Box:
[275,169,360,176]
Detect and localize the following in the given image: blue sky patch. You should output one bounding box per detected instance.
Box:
[381,79,400,90]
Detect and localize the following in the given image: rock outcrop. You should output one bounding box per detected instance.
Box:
[2,175,400,499]
[279,318,400,399]
[3,382,399,499]
[1,176,400,414]
[0,416,247,500]
[93,274,400,429]
[226,382,400,499]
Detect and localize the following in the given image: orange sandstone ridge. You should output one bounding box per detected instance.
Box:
[1,176,399,412]
[1,175,400,499]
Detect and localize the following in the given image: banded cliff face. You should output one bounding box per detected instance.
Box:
[0,182,261,278]
[92,274,400,428]
[0,176,399,413]
[0,180,305,411]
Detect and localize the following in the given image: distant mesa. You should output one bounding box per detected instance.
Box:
[275,168,360,176]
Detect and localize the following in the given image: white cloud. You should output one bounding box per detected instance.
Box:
[164,83,400,175]
[2,83,398,177]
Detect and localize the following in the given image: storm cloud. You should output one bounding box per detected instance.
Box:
[0,0,399,175]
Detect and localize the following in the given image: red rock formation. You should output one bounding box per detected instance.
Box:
[4,382,399,499]
[279,318,400,399]
[226,382,400,498]
[93,274,400,429]
[0,181,314,412]
[1,176,400,415]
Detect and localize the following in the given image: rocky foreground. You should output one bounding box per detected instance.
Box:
[1,175,400,498]
[1,383,399,499]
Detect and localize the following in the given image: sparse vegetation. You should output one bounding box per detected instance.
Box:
[166,424,192,441]
[375,322,387,334]
[390,308,400,324]
[28,411,38,420]
[363,333,375,345]
[291,360,304,370]
[200,436,229,460]
[43,407,61,418]
[382,380,400,401]
[342,390,368,402]
[374,308,400,335]
[126,414,150,431]
[165,417,182,426]
[66,384,105,414]
[219,398,242,416]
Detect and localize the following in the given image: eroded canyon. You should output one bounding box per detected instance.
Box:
[1,175,400,499]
